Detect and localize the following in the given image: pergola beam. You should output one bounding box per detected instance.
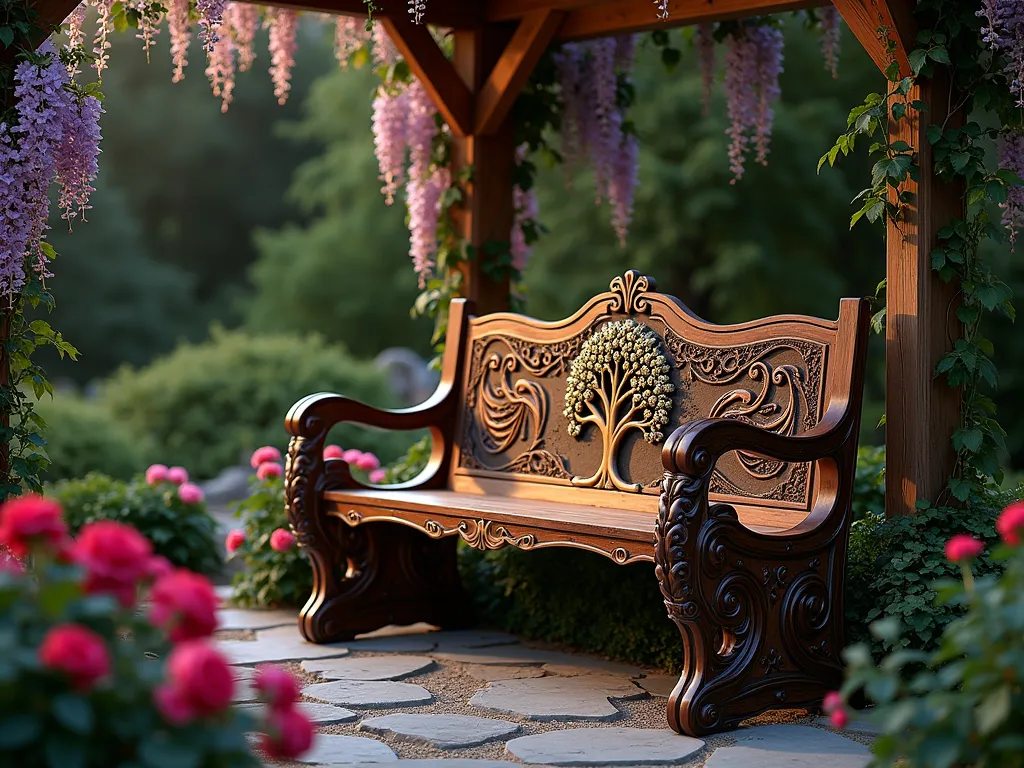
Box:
[832,0,914,78]
[381,14,474,136]
[475,9,565,135]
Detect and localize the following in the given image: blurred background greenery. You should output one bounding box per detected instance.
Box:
[36,17,1024,481]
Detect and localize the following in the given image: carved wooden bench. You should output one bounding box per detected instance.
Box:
[284,271,869,736]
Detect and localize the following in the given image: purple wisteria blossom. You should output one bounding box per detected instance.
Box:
[999,129,1024,248]
[817,6,841,78]
[55,95,103,227]
[979,0,1024,105]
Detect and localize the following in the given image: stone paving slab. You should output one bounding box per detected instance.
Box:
[505,727,705,766]
[296,734,398,764]
[302,656,435,681]
[237,701,358,725]
[321,761,522,768]
[469,674,646,721]
[359,714,521,748]
[464,665,546,682]
[429,630,520,650]
[217,635,350,666]
[218,608,296,631]
[347,635,439,653]
[434,647,642,677]
[635,674,676,698]
[703,725,871,768]
[814,717,883,735]
[303,680,435,708]
[355,623,438,639]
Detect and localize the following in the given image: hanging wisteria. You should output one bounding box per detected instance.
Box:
[979,0,1024,106]
[817,6,841,78]
[0,42,102,302]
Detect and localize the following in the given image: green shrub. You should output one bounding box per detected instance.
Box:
[48,473,221,576]
[36,394,151,482]
[852,445,886,520]
[844,489,1021,655]
[838,501,1024,767]
[100,328,413,480]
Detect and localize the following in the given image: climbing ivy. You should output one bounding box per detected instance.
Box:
[820,0,1018,507]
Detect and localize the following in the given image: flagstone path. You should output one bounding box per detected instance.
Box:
[215,596,874,768]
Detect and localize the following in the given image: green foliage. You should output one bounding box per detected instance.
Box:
[0,531,259,767]
[47,473,221,575]
[100,328,409,480]
[852,445,886,520]
[229,475,309,607]
[1,274,80,499]
[844,489,1022,656]
[36,393,150,482]
[841,521,1024,767]
[460,546,683,671]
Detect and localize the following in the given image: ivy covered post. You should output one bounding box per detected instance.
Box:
[884,72,962,516]
[833,0,962,516]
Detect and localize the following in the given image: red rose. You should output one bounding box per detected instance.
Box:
[254,665,300,710]
[164,640,235,715]
[73,521,153,606]
[0,495,67,557]
[830,707,849,729]
[39,623,110,691]
[146,555,174,581]
[149,569,219,642]
[154,683,195,725]
[944,534,984,563]
[269,528,296,552]
[997,502,1024,546]
[225,529,246,553]
[261,706,314,759]
[821,691,843,714]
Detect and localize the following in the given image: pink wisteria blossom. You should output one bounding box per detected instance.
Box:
[335,16,370,68]
[168,0,192,83]
[228,3,260,72]
[267,9,299,105]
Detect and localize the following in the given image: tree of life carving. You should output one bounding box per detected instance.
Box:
[563,319,674,491]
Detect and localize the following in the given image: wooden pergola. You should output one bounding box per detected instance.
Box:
[34,0,956,517]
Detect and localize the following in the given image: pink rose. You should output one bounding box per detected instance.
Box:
[250,445,282,470]
[146,464,170,485]
[164,640,235,716]
[167,466,189,485]
[0,495,68,557]
[73,521,153,606]
[369,469,387,484]
[39,624,110,691]
[945,534,984,563]
[830,707,849,729]
[254,665,300,710]
[269,528,296,552]
[257,462,283,481]
[341,449,363,464]
[996,502,1024,546]
[177,483,205,505]
[261,706,314,759]
[355,453,380,471]
[225,529,246,553]
[0,546,24,574]
[822,691,843,713]
[149,569,220,642]
[323,444,344,460]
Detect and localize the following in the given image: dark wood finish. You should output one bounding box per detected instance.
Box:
[884,72,962,516]
[285,271,870,735]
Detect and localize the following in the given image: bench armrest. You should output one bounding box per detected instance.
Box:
[285,386,454,439]
[662,408,853,478]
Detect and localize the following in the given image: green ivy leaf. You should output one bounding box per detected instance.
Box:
[0,27,14,47]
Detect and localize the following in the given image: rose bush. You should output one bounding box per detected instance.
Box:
[832,501,1024,767]
[228,443,383,607]
[47,468,220,576]
[0,495,313,766]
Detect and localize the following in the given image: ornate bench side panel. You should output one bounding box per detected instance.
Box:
[450,271,844,521]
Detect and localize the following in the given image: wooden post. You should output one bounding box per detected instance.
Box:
[885,73,963,516]
[451,25,517,315]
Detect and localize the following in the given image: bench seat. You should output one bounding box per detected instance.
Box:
[284,271,869,737]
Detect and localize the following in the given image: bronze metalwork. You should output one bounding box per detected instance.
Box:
[284,270,870,737]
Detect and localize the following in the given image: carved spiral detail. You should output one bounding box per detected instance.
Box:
[782,571,831,635]
[655,472,706,614]
[608,271,654,315]
[285,435,322,549]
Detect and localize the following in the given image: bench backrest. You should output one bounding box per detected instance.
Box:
[447,271,868,530]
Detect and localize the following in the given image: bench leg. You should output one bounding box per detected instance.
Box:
[298,521,468,643]
[285,435,468,644]
[655,472,847,736]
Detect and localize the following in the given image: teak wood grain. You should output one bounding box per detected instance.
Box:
[285,271,870,736]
